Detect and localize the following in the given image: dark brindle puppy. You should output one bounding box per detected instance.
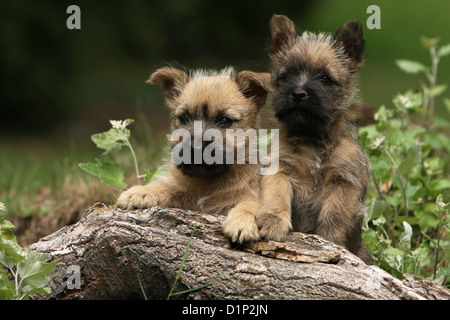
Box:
[257,15,371,263]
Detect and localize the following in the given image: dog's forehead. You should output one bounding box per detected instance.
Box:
[276,33,349,79]
[177,75,248,115]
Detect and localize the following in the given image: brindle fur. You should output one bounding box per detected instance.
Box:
[257,15,371,263]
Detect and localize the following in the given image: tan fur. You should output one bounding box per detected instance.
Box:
[258,15,371,264]
[116,66,271,244]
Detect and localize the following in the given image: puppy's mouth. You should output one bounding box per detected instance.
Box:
[274,101,317,120]
[274,95,330,126]
[172,145,231,177]
[176,162,230,177]
[274,104,297,120]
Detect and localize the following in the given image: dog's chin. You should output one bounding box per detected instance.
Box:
[176,163,230,178]
[275,102,331,133]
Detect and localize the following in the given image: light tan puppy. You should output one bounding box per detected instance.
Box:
[116,66,271,244]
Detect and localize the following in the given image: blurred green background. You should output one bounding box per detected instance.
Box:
[1,0,449,243]
[1,0,449,142]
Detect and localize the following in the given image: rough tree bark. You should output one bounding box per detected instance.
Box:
[28,203,450,300]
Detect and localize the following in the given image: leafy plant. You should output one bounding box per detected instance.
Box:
[0,202,59,299]
[360,36,450,286]
[79,119,163,188]
[79,120,202,297]
[396,37,450,130]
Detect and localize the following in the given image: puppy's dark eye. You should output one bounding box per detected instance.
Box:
[178,112,190,125]
[320,74,334,85]
[217,117,234,128]
[276,73,288,83]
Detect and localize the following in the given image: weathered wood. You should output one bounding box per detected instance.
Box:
[28,203,450,300]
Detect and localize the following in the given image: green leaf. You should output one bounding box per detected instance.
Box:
[393,90,423,112]
[0,251,15,269]
[405,184,420,199]
[358,125,374,139]
[444,98,450,115]
[372,216,386,227]
[374,105,390,129]
[437,43,450,58]
[384,247,405,256]
[0,275,16,300]
[366,199,387,223]
[91,128,130,155]
[379,258,405,279]
[362,229,382,256]
[395,59,427,74]
[437,265,450,277]
[79,159,127,188]
[0,237,24,263]
[416,207,440,229]
[397,127,426,149]
[17,251,58,286]
[23,275,50,289]
[424,130,450,151]
[444,215,450,233]
[424,156,445,175]
[0,218,17,242]
[144,165,169,184]
[412,241,430,266]
[429,84,447,97]
[397,144,422,177]
[429,179,450,192]
[22,284,52,295]
[430,115,450,129]
[143,169,154,185]
[370,158,391,181]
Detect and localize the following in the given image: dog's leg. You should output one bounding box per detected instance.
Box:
[315,179,364,252]
[222,200,260,243]
[256,173,293,241]
[116,179,180,210]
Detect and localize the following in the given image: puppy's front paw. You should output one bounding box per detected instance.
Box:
[222,210,260,244]
[116,185,160,210]
[257,212,292,241]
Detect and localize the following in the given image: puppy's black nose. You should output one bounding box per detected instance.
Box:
[291,90,307,101]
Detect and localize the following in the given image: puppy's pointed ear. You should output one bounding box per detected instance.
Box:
[236,71,272,110]
[269,14,299,59]
[147,67,190,105]
[334,20,365,72]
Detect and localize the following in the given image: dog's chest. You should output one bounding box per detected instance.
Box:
[289,147,325,199]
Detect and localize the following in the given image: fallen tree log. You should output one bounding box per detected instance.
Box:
[28,203,450,300]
